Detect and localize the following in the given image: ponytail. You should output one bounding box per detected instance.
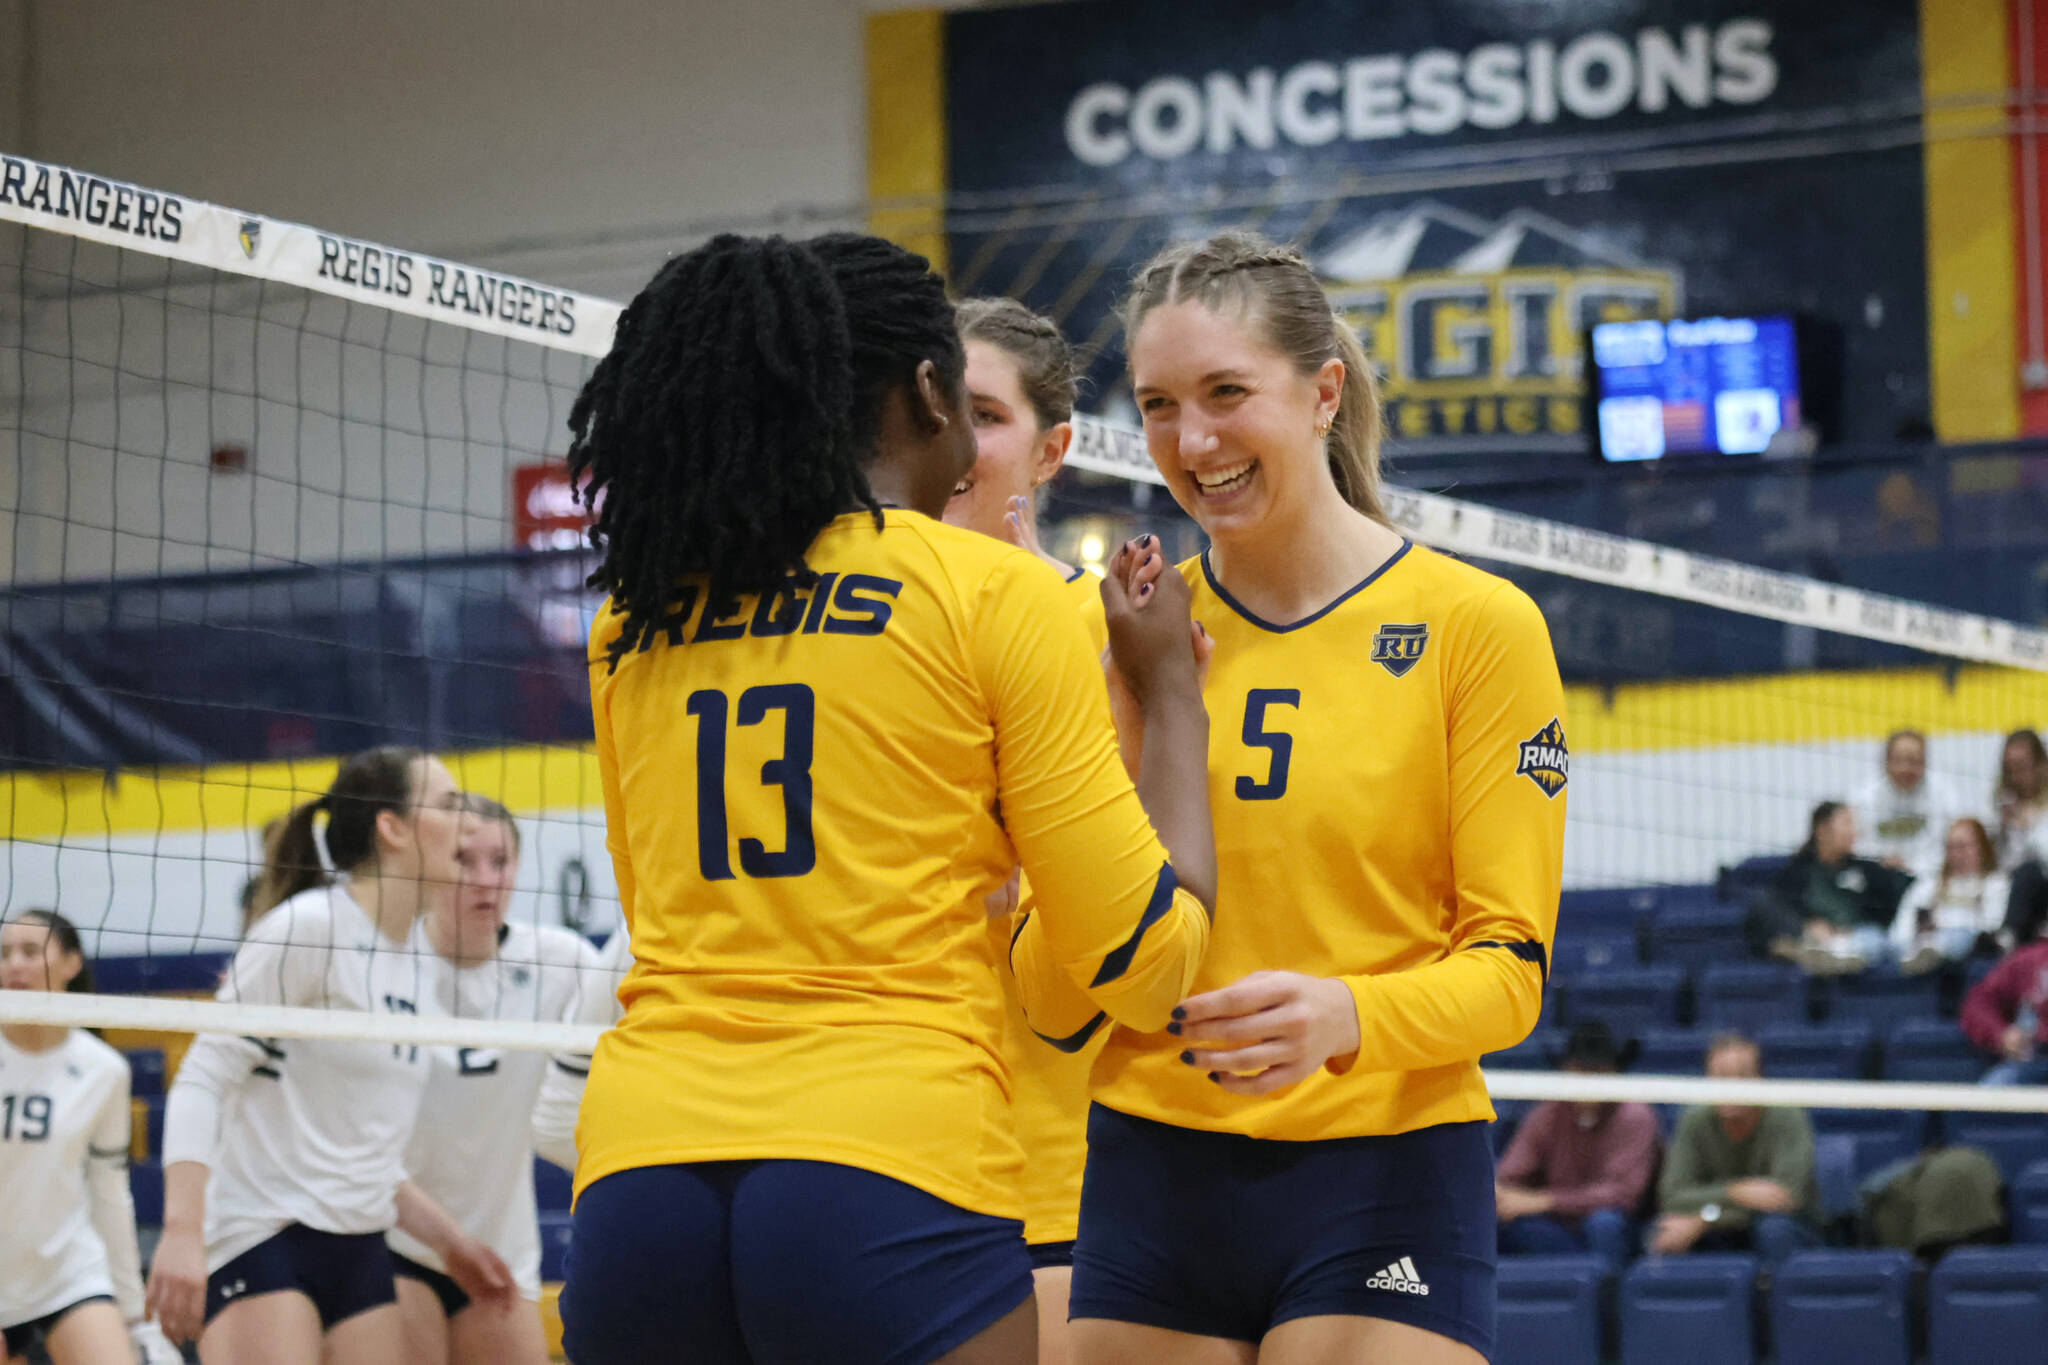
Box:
[1325,317,1387,522]
[245,746,424,929]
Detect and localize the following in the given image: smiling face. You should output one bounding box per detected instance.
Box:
[1129,299,1342,545]
[944,340,1068,539]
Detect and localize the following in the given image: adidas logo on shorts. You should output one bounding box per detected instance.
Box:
[1366,1256,1431,1296]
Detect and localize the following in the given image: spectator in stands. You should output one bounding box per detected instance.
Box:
[1889,817,2010,973]
[1853,729,1959,878]
[1495,1021,1661,1266]
[1959,932,2048,1085]
[1994,728,2048,871]
[1748,801,1913,974]
[1651,1032,1822,1264]
[1997,729,2048,947]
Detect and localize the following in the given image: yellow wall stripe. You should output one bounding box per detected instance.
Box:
[1922,0,2021,442]
[865,7,949,273]
[7,666,2046,842]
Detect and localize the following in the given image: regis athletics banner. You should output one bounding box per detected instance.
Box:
[868,0,1933,457]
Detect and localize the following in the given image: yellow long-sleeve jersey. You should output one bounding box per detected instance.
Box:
[575,511,1208,1220]
[992,567,1108,1246]
[1037,541,1565,1141]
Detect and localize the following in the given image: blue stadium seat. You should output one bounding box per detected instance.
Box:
[123,1047,167,1098]
[1633,1028,1713,1077]
[1758,1022,1875,1081]
[1928,1246,2048,1365]
[1557,965,1687,1033]
[1696,962,1808,1031]
[1820,967,1943,1026]
[534,1157,573,1214]
[539,1212,574,1282]
[1497,1254,1605,1365]
[1558,887,1662,937]
[140,1095,164,1160]
[2012,1160,2048,1244]
[1884,1018,1988,1083]
[91,954,232,994]
[1619,1254,1757,1365]
[130,1161,163,1227]
[1553,930,1640,975]
[1485,1029,1560,1072]
[1770,1249,1914,1365]
[1813,1134,1863,1226]
[1940,1113,2048,1186]
[1642,903,1749,971]
[1718,856,1789,905]
[1810,1109,1930,1180]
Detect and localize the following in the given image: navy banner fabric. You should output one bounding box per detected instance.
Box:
[1,552,598,772]
[940,0,1928,456]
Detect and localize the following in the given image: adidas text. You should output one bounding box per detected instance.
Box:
[1366,1257,1431,1296]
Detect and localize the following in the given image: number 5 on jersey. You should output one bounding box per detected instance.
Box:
[689,683,817,880]
[1237,689,1300,801]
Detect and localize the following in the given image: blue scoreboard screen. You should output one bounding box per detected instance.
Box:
[1591,316,1802,462]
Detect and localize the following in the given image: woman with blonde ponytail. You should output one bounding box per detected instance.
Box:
[1060,233,1568,1365]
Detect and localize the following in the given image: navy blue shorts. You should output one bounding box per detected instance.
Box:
[3,1295,113,1356]
[1071,1106,1496,1354]
[205,1225,396,1329]
[1028,1240,1076,1271]
[562,1160,1033,1365]
[392,1252,471,1318]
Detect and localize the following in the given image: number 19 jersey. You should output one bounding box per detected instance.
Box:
[575,510,1209,1221]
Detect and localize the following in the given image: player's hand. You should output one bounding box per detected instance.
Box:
[1102,537,1195,706]
[130,1318,183,1365]
[1172,971,1361,1096]
[984,871,1021,922]
[444,1234,517,1311]
[2003,1023,2034,1062]
[143,1226,208,1345]
[1000,495,1068,574]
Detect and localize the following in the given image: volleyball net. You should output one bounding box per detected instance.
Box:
[3,153,2048,1123]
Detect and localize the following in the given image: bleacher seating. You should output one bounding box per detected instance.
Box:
[123,1047,167,1097]
[1770,1249,1915,1365]
[1884,1018,1985,1083]
[1619,1254,1757,1365]
[1695,962,1808,1031]
[539,1212,574,1282]
[1634,1028,1713,1076]
[1557,886,1662,937]
[130,1161,163,1226]
[2013,1161,2048,1244]
[1758,1021,1874,1081]
[1642,903,1749,971]
[1940,1113,2048,1186]
[535,1157,573,1214]
[92,953,232,994]
[1821,966,1944,1026]
[1496,1255,1606,1365]
[1810,1108,1930,1181]
[1813,1133,1863,1229]
[1717,855,1789,905]
[1553,930,1639,975]
[1486,1029,1559,1072]
[1558,965,1686,1033]
[130,1095,164,1163]
[1928,1246,2048,1364]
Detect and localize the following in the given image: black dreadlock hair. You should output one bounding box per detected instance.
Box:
[568,232,964,669]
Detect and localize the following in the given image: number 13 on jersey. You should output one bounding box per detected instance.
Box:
[688,683,817,880]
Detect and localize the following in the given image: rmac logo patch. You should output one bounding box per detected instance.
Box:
[1370,622,1429,677]
[1516,718,1569,798]
[238,217,261,258]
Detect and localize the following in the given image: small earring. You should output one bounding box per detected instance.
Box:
[1315,416,1333,438]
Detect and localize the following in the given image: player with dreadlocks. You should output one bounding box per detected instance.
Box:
[556,232,1218,1365]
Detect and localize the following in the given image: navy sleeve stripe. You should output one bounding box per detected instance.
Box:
[251,1065,281,1080]
[1090,862,1180,989]
[552,1057,591,1077]
[1031,1011,1108,1054]
[1469,938,1549,982]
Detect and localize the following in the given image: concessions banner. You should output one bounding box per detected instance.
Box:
[873,0,1934,456]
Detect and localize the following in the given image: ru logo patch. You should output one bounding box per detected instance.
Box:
[1370,622,1429,677]
[1516,718,1569,798]
[238,218,262,259]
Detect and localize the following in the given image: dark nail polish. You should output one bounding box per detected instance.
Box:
[1171,1006,1186,1020]
[1179,1050,1196,1065]
[1207,1071,1222,1084]
[1167,1021,1182,1035]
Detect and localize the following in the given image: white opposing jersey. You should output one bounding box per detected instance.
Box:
[172,884,449,1271]
[0,1028,132,1326]
[388,923,603,1296]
